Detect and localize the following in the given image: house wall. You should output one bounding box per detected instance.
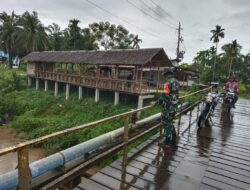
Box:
[27,63,36,76]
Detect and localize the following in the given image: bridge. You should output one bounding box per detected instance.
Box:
[72,99,250,190]
[0,88,250,190]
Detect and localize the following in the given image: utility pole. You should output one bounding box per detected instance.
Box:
[176,22,183,63]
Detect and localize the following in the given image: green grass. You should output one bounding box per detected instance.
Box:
[0,68,162,153]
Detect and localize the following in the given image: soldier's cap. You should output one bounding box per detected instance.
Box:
[162,67,176,76]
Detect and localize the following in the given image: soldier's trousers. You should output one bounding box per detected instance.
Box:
[161,110,176,139]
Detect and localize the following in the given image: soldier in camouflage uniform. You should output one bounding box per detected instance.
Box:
[158,68,179,145]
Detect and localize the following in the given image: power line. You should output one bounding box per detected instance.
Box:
[149,0,179,23]
[126,0,176,30]
[139,0,177,28]
[84,0,169,40]
[141,0,177,28]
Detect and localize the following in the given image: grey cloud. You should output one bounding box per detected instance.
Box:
[0,0,249,63]
[224,0,250,7]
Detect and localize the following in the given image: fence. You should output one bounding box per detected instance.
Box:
[35,71,157,94]
[0,86,211,190]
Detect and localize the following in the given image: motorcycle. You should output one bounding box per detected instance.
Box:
[198,92,219,128]
[223,89,235,113]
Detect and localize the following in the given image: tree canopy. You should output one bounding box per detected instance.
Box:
[0,11,142,68]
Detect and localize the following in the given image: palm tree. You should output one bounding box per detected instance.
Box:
[48,23,63,50]
[210,25,225,81]
[131,35,142,49]
[67,19,82,50]
[16,11,49,52]
[222,40,241,77]
[0,11,19,68]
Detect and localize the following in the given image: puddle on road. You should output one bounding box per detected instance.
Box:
[0,127,45,175]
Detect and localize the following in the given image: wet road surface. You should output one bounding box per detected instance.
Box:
[75,99,250,190]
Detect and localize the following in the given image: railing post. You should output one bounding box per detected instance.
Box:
[122,114,130,172]
[178,99,183,135]
[197,102,200,119]
[159,121,163,137]
[189,109,192,127]
[18,147,31,190]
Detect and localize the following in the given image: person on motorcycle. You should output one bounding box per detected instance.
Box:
[224,73,239,108]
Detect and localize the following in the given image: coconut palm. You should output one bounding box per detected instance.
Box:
[131,35,142,49]
[222,40,242,76]
[66,18,82,50]
[48,23,63,50]
[0,11,19,68]
[210,25,225,80]
[16,11,50,52]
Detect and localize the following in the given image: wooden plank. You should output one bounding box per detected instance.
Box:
[208,160,250,177]
[206,166,250,184]
[110,161,156,184]
[100,166,156,189]
[77,179,111,190]
[202,177,242,190]
[212,145,250,158]
[91,172,139,190]
[133,154,179,168]
[210,153,250,168]
[211,149,250,163]
[205,171,250,190]
[199,184,219,190]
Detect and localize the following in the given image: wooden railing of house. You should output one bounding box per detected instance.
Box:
[35,71,157,94]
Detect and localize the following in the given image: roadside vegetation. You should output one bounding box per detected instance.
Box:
[0,68,161,153]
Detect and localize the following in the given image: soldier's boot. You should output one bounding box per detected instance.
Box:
[158,136,171,146]
[171,129,177,145]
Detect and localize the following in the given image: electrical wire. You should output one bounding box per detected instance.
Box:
[126,0,176,30]
[139,0,177,28]
[85,0,170,40]
[149,0,179,23]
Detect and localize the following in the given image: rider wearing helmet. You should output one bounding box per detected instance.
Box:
[224,72,239,108]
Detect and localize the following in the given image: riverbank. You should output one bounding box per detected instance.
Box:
[0,127,45,174]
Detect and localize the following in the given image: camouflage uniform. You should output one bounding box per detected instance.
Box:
[158,74,179,142]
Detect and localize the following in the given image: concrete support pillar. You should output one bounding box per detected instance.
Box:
[137,95,143,118]
[79,86,82,100]
[95,88,100,103]
[66,83,70,100]
[137,95,154,118]
[114,91,119,105]
[27,77,32,87]
[36,79,39,90]
[54,82,58,96]
[45,80,48,92]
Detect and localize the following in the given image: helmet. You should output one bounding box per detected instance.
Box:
[228,72,236,81]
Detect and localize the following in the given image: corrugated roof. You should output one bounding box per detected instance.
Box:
[22,48,173,67]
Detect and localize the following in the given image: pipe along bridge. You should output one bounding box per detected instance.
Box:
[1,87,250,190]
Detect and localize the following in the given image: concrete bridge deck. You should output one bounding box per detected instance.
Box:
[74,99,250,190]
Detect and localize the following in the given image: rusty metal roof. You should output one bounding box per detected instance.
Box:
[22,48,173,67]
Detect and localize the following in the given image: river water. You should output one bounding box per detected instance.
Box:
[0,127,45,175]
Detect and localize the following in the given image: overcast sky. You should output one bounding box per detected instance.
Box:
[1,0,250,63]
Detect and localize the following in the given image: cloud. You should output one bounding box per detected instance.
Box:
[0,0,249,63]
[224,0,250,7]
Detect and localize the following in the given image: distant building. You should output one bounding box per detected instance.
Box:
[23,48,173,107]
